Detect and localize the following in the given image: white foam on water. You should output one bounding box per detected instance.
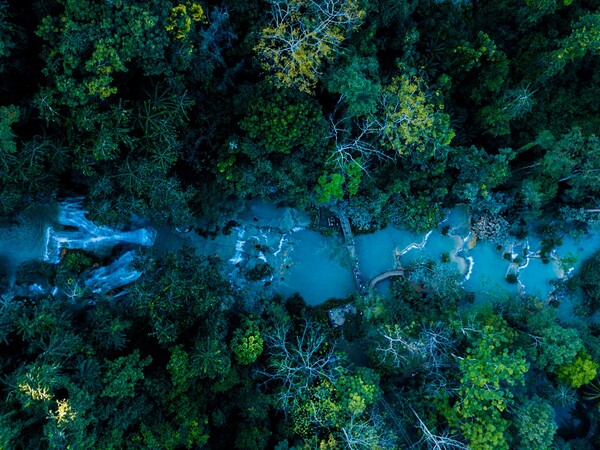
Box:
[85,251,142,293]
[229,227,246,264]
[400,230,433,255]
[273,235,286,257]
[518,257,531,271]
[464,256,475,281]
[43,198,155,263]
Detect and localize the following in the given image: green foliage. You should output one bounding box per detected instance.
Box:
[453,31,504,74]
[34,0,184,111]
[222,83,329,202]
[130,248,230,344]
[345,160,363,196]
[452,30,511,130]
[480,85,536,137]
[1,0,599,447]
[316,172,345,204]
[544,11,600,80]
[575,250,600,311]
[0,105,18,157]
[325,56,380,117]
[254,0,366,93]
[451,314,529,450]
[290,366,382,441]
[449,146,515,205]
[137,420,209,449]
[392,190,447,233]
[239,85,326,155]
[167,345,194,388]
[0,412,20,449]
[165,3,206,40]
[0,2,16,74]
[522,0,561,24]
[0,105,20,213]
[556,349,598,389]
[231,317,264,365]
[101,350,151,399]
[378,70,454,158]
[512,128,600,222]
[136,82,194,173]
[192,328,232,381]
[513,397,557,450]
[538,129,600,204]
[524,309,583,374]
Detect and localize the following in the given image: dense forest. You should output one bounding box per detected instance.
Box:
[0,0,599,448]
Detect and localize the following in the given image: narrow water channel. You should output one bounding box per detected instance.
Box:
[1,199,599,307]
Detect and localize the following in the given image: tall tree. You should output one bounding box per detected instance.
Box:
[254,0,366,93]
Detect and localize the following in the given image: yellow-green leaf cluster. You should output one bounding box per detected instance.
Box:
[166,3,206,40]
[451,318,529,450]
[231,318,264,366]
[377,71,454,157]
[556,349,599,388]
[255,0,365,93]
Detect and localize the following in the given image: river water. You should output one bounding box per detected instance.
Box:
[0,199,155,293]
[1,199,599,307]
[192,201,600,306]
[183,201,356,304]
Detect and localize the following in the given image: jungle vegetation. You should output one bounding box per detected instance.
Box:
[0,0,599,448]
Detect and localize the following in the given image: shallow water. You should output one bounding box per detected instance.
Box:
[174,201,354,305]
[3,199,600,307]
[145,202,600,306]
[0,199,155,291]
[518,258,558,299]
[276,230,355,304]
[355,227,421,279]
[0,204,55,284]
[462,243,518,302]
[554,231,600,274]
[422,232,457,264]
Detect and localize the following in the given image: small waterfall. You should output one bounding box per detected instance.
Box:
[85,251,142,293]
[400,230,433,255]
[517,241,531,272]
[517,278,526,294]
[518,257,531,271]
[28,283,46,294]
[229,227,246,264]
[273,235,287,257]
[464,256,475,280]
[0,204,55,286]
[43,198,156,263]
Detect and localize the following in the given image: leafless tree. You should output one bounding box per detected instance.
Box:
[376,324,425,369]
[420,322,455,370]
[340,410,397,449]
[412,409,468,450]
[328,109,394,176]
[256,0,365,92]
[259,321,338,411]
[376,322,455,371]
[199,7,236,65]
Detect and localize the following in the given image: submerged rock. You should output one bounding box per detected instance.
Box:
[245,262,273,281]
